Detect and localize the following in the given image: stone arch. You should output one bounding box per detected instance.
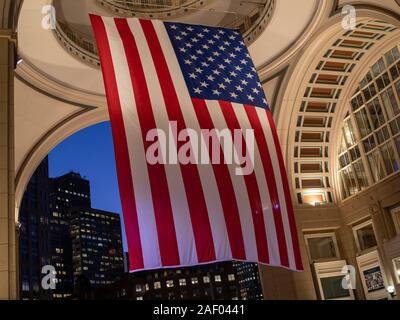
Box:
[276,8,400,208]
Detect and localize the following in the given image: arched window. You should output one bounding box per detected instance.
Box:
[338,45,400,200]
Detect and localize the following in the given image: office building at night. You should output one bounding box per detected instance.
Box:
[48,172,91,299]
[19,157,52,300]
[234,262,263,300]
[96,261,260,300]
[70,208,124,289]
[20,166,125,299]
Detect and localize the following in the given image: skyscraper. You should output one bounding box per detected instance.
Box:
[19,157,51,300]
[70,208,124,291]
[20,164,125,300]
[48,172,91,299]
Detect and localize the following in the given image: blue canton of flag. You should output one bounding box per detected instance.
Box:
[165,22,268,109]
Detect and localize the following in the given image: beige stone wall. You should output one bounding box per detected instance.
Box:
[0,34,16,300]
[284,173,400,300]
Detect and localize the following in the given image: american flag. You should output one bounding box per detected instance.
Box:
[90,15,303,272]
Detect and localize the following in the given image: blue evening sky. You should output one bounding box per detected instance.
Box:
[48,121,128,251]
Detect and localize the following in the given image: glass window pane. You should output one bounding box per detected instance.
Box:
[380,143,398,174]
[342,166,358,195]
[367,149,386,182]
[307,236,337,260]
[390,118,400,136]
[362,135,376,153]
[320,277,351,300]
[395,136,400,157]
[343,120,356,147]
[355,108,372,138]
[382,88,400,118]
[396,80,400,97]
[376,126,390,144]
[372,60,382,77]
[376,76,385,91]
[393,47,400,61]
[382,72,391,87]
[390,65,400,81]
[356,224,377,251]
[339,153,350,168]
[363,87,372,102]
[349,146,361,161]
[388,87,400,115]
[339,135,347,154]
[367,98,385,129]
[353,160,369,190]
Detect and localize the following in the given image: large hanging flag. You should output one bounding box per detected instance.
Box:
[90,15,303,272]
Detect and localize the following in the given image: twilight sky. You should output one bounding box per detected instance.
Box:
[48,121,127,251]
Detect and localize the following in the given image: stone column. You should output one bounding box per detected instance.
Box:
[0,31,17,300]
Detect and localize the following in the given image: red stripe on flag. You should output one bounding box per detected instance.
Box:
[244,105,289,267]
[192,98,246,260]
[89,15,144,270]
[219,101,270,264]
[139,19,216,263]
[265,110,303,271]
[114,18,180,266]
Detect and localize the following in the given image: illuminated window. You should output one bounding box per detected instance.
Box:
[191,277,198,285]
[303,193,325,206]
[179,279,186,286]
[228,274,235,281]
[203,276,210,283]
[154,281,161,290]
[214,275,222,282]
[166,280,174,288]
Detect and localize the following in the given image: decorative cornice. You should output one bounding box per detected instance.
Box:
[15,56,106,108]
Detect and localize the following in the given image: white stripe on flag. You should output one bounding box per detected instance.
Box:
[103,17,161,268]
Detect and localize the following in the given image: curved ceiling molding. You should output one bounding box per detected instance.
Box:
[96,0,211,19]
[255,0,332,80]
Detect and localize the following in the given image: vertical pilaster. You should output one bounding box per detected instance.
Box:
[0,32,16,300]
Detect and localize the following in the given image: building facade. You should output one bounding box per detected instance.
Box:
[95,261,262,300]
[48,172,91,299]
[70,208,124,290]
[19,165,125,299]
[233,262,263,300]
[19,157,51,300]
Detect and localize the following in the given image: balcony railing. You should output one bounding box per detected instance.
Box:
[54,20,100,67]
[53,0,275,68]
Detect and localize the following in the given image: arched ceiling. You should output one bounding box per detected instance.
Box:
[276,14,400,209]
[16,0,323,97]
